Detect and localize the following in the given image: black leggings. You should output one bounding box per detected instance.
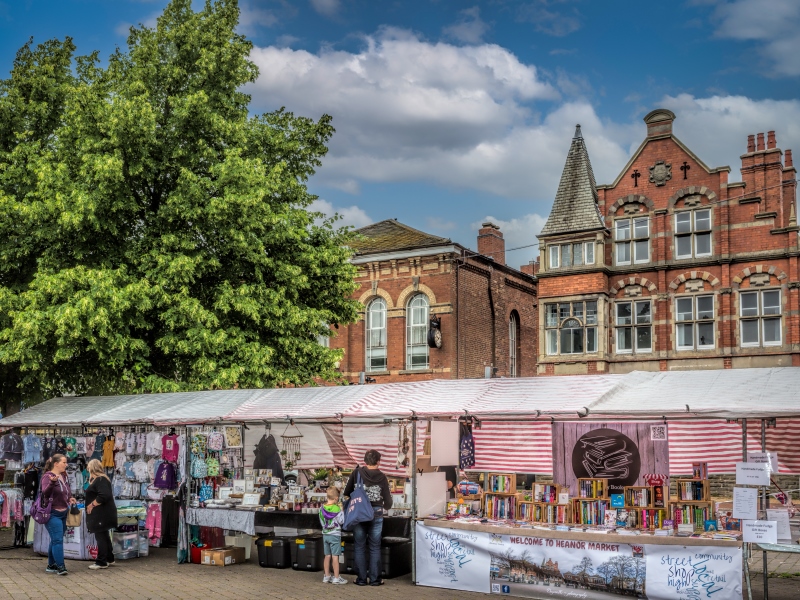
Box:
[94,530,114,566]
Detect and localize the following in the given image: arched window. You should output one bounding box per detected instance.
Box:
[509,312,519,377]
[406,294,429,370]
[366,298,387,372]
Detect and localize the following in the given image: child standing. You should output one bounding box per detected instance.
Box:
[319,487,347,584]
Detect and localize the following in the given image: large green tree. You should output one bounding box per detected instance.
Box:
[0,0,359,413]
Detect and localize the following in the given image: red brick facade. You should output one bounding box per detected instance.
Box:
[536,109,799,374]
[330,221,537,382]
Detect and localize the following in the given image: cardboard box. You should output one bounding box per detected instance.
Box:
[224,534,252,560]
[200,546,246,567]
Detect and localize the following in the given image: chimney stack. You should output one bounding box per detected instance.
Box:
[767,131,777,149]
[477,222,505,266]
[747,135,755,153]
[786,149,793,168]
[643,108,675,138]
[757,133,765,151]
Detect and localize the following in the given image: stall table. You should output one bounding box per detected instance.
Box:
[255,510,411,538]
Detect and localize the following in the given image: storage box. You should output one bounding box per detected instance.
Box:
[200,546,246,567]
[256,537,291,569]
[290,536,324,571]
[342,538,411,579]
[224,533,252,560]
[273,527,320,537]
[112,530,149,560]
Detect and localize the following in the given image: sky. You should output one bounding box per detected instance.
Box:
[1,0,799,266]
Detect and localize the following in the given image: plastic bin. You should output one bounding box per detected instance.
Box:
[342,538,411,579]
[112,530,149,560]
[256,537,291,569]
[290,535,324,571]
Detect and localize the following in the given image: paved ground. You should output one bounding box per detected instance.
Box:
[0,536,796,599]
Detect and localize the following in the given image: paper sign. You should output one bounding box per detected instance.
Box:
[765,509,792,540]
[430,420,459,467]
[733,487,758,520]
[747,451,779,473]
[736,462,770,486]
[610,493,624,508]
[743,520,778,544]
[557,492,569,505]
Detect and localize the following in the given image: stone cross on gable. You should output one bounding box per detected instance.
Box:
[631,169,641,187]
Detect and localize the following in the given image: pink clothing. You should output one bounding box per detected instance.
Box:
[146,503,162,545]
[161,435,179,462]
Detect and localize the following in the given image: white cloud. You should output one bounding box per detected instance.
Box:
[710,0,800,76]
[309,199,372,229]
[310,0,341,18]
[517,1,581,37]
[443,6,489,44]
[237,2,280,36]
[472,214,548,264]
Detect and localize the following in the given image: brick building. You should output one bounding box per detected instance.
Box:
[330,219,537,382]
[536,108,798,375]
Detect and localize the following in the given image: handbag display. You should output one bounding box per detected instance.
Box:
[66,506,82,527]
[342,469,375,531]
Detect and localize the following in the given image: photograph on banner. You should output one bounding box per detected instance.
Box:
[488,534,645,598]
[645,545,743,600]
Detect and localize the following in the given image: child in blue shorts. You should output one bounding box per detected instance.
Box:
[319,487,346,584]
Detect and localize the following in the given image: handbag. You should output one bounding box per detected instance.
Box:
[342,469,375,531]
[30,493,52,525]
[66,506,82,527]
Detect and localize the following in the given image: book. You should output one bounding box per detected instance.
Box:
[653,486,665,508]
[704,519,718,532]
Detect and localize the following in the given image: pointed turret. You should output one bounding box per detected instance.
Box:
[539,125,605,238]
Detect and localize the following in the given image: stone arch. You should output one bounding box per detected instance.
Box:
[668,271,721,291]
[357,287,394,309]
[609,276,658,296]
[731,265,788,289]
[667,186,718,210]
[608,194,655,216]
[397,283,437,308]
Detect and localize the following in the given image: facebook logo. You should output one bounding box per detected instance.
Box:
[502,585,510,594]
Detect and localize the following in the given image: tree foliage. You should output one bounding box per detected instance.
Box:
[0,0,359,412]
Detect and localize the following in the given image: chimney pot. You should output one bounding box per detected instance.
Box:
[757,133,765,151]
[767,131,777,149]
[786,149,794,168]
[747,135,755,153]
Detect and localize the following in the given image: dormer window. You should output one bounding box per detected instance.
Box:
[548,242,594,269]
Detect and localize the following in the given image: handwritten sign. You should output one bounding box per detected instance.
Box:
[747,451,779,473]
[735,462,770,486]
[415,523,490,592]
[765,509,792,541]
[733,487,758,520]
[645,545,743,600]
[743,520,778,544]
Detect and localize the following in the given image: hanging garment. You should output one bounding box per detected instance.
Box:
[459,422,476,469]
[54,437,67,455]
[125,434,136,454]
[42,437,56,462]
[22,434,42,464]
[114,451,128,475]
[63,436,77,460]
[162,434,180,462]
[114,432,125,451]
[0,433,24,461]
[75,436,86,455]
[154,462,176,489]
[177,435,187,482]
[101,438,115,468]
[147,431,163,457]
[161,495,180,547]
[146,503,162,545]
[133,459,149,483]
[136,433,147,455]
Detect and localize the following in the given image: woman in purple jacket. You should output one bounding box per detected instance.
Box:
[40,454,76,575]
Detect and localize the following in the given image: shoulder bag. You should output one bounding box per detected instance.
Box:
[342,469,375,531]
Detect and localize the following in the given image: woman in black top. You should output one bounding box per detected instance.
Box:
[85,459,117,569]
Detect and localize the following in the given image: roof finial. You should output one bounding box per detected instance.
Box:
[574,124,582,139]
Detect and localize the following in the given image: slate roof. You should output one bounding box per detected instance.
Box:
[351,219,452,255]
[539,125,606,238]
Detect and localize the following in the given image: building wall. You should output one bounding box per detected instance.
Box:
[537,116,799,375]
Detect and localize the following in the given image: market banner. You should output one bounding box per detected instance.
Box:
[416,524,743,600]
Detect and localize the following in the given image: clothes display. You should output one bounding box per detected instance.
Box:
[0,433,24,461]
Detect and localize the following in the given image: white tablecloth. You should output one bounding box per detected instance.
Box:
[185,508,255,536]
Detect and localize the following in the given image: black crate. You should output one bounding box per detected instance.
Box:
[290,535,324,571]
[341,538,411,579]
[256,537,291,569]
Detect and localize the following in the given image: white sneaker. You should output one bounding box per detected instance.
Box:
[322,575,332,583]
[89,564,108,570]
[331,577,348,585]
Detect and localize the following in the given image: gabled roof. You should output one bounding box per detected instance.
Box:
[351,219,452,255]
[539,125,606,238]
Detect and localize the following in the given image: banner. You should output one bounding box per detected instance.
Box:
[416,524,743,600]
[645,545,742,600]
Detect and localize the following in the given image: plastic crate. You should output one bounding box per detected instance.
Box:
[256,537,291,569]
[290,535,324,571]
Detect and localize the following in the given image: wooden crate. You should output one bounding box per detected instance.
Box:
[576,478,609,499]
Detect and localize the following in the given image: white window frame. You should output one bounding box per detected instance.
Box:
[366,298,387,372]
[674,208,712,260]
[405,294,429,370]
[615,217,650,266]
[675,294,715,351]
[740,289,782,348]
[509,313,518,377]
[615,300,652,355]
[544,300,598,355]
[548,242,595,270]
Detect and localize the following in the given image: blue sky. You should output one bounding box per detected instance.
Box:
[2,0,799,266]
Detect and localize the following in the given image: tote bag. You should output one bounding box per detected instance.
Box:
[66,506,82,527]
[342,470,374,531]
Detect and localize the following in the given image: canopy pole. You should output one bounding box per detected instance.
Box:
[760,419,769,600]
[411,415,418,584]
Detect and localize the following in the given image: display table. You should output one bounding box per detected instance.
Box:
[254,510,411,538]
[417,519,744,599]
[186,508,257,536]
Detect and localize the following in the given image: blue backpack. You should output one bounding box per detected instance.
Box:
[342,470,375,531]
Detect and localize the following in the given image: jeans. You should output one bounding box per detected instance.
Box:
[353,509,383,584]
[94,529,114,566]
[45,509,68,567]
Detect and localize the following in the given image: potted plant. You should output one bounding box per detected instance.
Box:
[312,468,330,488]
